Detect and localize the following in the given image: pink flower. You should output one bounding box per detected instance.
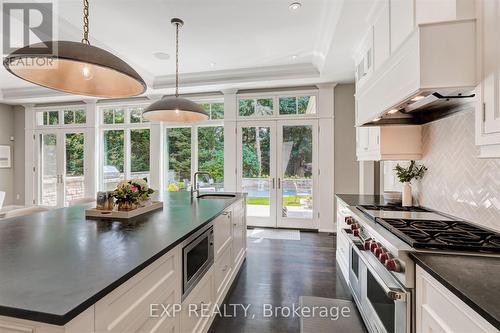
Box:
[131,186,138,193]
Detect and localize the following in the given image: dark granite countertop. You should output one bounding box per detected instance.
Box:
[335,194,391,206]
[0,192,243,325]
[411,252,500,330]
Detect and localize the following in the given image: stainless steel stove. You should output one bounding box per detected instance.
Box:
[338,203,500,333]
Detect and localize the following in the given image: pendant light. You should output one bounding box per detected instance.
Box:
[3,0,146,98]
[142,18,208,123]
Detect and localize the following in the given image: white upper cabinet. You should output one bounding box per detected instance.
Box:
[475,0,500,158]
[354,29,374,89]
[356,126,422,161]
[390,0,415,53]
[373,1,390,71]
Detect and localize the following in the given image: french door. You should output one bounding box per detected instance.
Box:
[36,130,87,207]
[237,119,318,229]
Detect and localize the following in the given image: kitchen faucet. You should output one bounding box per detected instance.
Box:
[191,171,213,199]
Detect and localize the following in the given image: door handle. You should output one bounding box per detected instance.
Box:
[278,178,281,189]
[272,178,275,189]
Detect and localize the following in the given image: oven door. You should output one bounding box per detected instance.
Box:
[356,245,411,333]
[182,225,214,299]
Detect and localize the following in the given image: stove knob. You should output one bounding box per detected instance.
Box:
[374,247,385,257]
[351,223,360,230]
[345,216,353,225]
[364,240,372,251]
[378,252,391,264]
[370,242,379,253]
[385,259,402,272]
[353,229,360,237]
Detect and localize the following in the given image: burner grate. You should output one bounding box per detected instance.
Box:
[375,218,500,252]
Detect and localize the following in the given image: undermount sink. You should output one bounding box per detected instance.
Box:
[197,194,236,200]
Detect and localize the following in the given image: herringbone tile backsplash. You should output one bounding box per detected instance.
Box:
[393,110,500,232]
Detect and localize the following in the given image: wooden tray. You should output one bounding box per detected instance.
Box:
[85,201,163,219]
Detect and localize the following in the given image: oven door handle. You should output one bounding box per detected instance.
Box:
[351,243,408,302]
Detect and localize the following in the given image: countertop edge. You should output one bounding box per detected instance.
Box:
[410,253,500,331]
[1,195,243,326]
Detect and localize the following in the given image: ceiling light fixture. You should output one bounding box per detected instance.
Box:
[142,18,208,123]
[3,0,145,98]
[289,2,302,11]
[388,109,399,114]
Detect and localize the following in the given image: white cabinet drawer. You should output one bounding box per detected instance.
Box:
[416,266,498,333]
[181,268,214,333]
[95,247,181,333]
[214,244,233,305]
[213,211,232,258]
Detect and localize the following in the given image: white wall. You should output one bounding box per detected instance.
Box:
[13,106,25,205]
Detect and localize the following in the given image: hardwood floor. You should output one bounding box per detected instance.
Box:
[208,231,355,333]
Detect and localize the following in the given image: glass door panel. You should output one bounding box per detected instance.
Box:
[237,122,276,227]
[130,129,150,181]
[277,121,317,229]
[103,130,125,191]
[197,126,224,192]
[64,133,85,206]
[165,127,192,192]
[39,133,58,207]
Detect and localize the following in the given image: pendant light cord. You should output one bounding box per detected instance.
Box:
[175,22,180,97]
[82,0,90,45]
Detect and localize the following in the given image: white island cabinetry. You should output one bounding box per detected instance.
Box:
[0,197,247,333]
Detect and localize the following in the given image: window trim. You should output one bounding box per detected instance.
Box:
[34,105,88,129]
[236,90,319,120]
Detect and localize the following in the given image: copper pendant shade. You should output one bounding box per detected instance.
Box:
[4,41,146,98]
[143,18,208,123]
[3,0,146,98]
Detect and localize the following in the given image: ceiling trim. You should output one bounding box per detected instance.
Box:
[153,63,319,89]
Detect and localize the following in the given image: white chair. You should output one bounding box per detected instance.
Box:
[3,207,49,219]
[69,197,95,206]
[0,191,5,210]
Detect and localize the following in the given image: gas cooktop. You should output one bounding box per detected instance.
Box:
[376,218,500,253]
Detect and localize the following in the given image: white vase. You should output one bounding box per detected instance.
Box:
[402,182,412,207]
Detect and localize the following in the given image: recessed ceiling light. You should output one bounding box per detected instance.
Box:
[289,2,302,11]
[154,52,170,60]
[373,117,381,122]
[209,62,216,68]
[388,109,399,114]
[292,55,298,60]
[411,95,425,102]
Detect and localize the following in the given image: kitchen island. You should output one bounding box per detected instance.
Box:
[0,192,247,333]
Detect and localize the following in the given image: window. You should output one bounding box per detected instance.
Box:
[239,98,273,117]
[36,111,59,126]
[64,109,86,125]
[279,96,316,115]
[198,126,224,192]
[130,107,149,123]
[130,129,150,180]
[103,108,125,124]
[165,127,191,192]
[201,102,224,120]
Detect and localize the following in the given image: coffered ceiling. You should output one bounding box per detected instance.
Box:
[0,0,374,104]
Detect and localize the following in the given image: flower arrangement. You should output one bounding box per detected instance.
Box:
[112,178,155,211]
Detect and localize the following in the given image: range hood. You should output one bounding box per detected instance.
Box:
[356,19,477,126]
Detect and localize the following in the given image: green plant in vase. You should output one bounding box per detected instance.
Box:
[394,160,427,207]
